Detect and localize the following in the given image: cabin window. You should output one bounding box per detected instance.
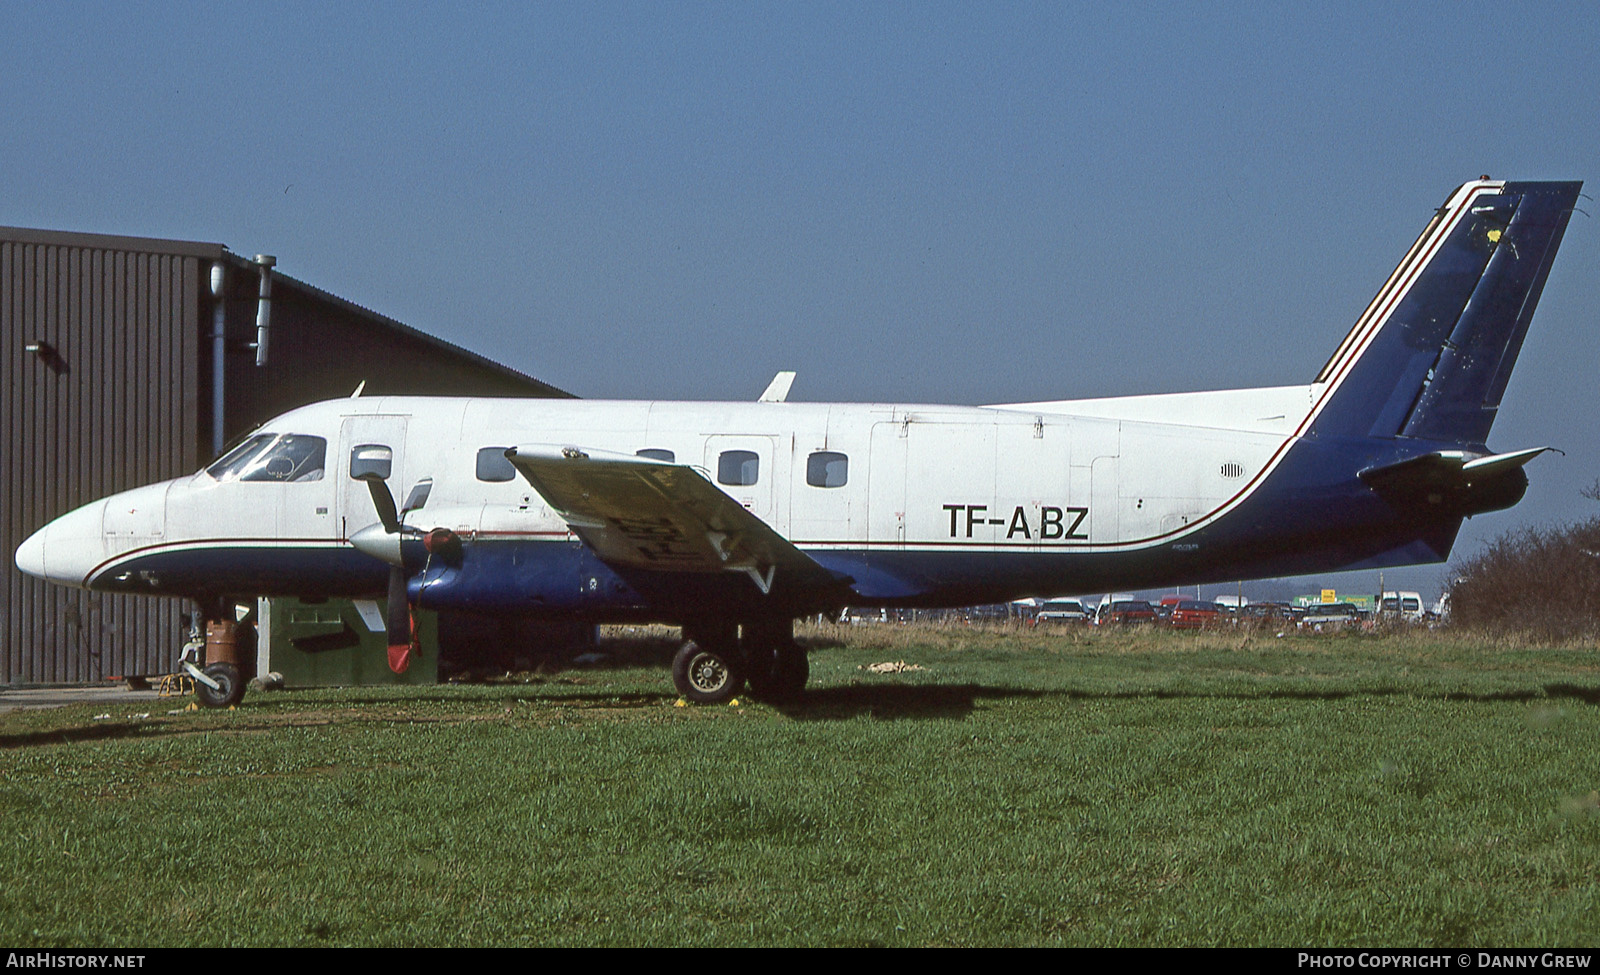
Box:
[637,448,675,463]
[718,450,760,486]
[476,447,516,482]
[806,451,848,488]
[349,444,393,480]
[206,433,327,483]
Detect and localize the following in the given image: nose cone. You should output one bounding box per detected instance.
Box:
[14,524,47,578]
[14,498,110,588]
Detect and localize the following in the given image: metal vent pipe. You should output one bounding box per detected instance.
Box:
[253,254,276,367]
[210,262,226,455]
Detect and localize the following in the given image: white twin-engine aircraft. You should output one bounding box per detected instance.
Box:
[15,178,1583,707]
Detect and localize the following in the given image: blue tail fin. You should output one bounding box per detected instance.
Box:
[1309,179,1581,447]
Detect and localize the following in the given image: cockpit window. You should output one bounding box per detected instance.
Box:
[206,436,274,480]
[205,434,327,483]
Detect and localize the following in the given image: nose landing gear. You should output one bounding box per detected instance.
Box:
[182,608,254,709]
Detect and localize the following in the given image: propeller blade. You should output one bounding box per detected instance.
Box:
[358,474,401,534]
[386,564,414,673]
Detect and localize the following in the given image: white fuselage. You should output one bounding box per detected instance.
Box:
[17,382,1353,613]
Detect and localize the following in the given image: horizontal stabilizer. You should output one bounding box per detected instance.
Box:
[1359,446,1550,516]
[1461,446,1553,477]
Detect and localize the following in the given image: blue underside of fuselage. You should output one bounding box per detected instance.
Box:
[89,431,1468,621]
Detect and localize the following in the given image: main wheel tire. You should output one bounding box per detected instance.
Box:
[194,662,246,709]
[672,639,746,704]
[745,640,809,702]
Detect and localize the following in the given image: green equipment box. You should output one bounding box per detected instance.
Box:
[260,597,437,687]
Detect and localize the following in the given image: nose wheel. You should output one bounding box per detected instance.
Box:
[192,662,246,708]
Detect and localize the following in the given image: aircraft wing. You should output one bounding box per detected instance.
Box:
[505,444,849,596]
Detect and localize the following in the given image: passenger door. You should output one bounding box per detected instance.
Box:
[702,435,784,528]
[336,415,409,541]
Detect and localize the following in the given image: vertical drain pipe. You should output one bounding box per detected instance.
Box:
[210,262,227,457]
[253,254,276,367]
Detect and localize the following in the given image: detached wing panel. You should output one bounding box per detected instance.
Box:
[505,445,848,596]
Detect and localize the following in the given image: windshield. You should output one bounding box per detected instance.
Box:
[205,434,327,483]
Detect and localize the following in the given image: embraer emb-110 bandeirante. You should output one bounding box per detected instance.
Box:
[16,178,1583,707]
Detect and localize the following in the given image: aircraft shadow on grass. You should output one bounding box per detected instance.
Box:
[2,681,1598,750]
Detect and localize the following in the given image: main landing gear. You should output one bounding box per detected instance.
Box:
[672,620,809,705]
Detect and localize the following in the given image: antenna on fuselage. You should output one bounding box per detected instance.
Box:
[350,380,367,398]
[758,371,795,403]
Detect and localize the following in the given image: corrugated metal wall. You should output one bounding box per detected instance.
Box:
[2,227,566,684]
[2,237,205,683]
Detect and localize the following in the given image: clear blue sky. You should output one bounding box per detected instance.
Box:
[5,1,1597,600]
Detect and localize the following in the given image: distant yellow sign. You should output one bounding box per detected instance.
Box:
[1321,589,1337,604]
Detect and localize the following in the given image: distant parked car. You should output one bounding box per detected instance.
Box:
[1378,590,1425,622]
[1034,599,1091,625]
[1168,599,1221,629]
[841,606,889,624]
[1154,595,1187,622]
[963,604,1013,624]
[1104,600,1158,625]
[1299,602,1363,630]
[1092,593,1137,624]
[1240,602,1295,625]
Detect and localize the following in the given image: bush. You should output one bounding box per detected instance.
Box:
[1446,515,1600,642]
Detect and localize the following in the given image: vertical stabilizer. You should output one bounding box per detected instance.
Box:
[1309,179,1581,446]
[1399,181,1581,444]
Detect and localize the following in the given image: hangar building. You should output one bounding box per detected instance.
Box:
[2,225,569,684]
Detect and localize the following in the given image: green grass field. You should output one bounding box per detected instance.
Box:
[3,623,1598,947]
